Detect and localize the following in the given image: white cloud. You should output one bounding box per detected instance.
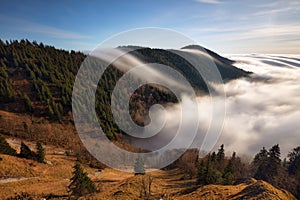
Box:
[130,54,300,158]
[23,23,90,39]
[0,14,90,39]
[183,22,300,53]
[194,0,222,4]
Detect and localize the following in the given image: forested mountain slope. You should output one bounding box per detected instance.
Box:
[0,39,249,140]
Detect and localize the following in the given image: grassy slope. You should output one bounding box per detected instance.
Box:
[0,110,81,150]
[0,138,296,200]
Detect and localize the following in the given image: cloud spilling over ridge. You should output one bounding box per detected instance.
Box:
[131,54,300,158]
[217,54,300,157]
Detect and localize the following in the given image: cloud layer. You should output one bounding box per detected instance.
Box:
[131,54,300,158]
[218,54,300,157]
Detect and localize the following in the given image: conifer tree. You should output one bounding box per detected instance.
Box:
[19,141,34,159]
[0,135,16,156]
[197,160,206,185]
[216,144,225,162]
[223,152,236,185]
[197,154,222,185]
[253,145,281,182]
[23,94,33,112]
[134,156,145,175]
[267,144,281,181]
[253,147,268,168]
[204,154,222,184]
[211,151,217,162]
[35,141,45,163]
[287,146,300,177]
[68,162,97,197]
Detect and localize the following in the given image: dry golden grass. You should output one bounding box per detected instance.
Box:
[1,152,297,200]
[0,154,76,199]
[0,135,297,200]
[0,110,81,149]
[176,179,297,200]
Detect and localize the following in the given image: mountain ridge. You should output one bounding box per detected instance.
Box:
[0,39,249,140]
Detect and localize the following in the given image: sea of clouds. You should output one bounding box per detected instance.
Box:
[218,54,300,158]
[130,54,300,159]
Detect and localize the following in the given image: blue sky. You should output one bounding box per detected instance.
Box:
[0,0,299,53]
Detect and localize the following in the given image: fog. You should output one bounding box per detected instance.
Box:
[218,54,300,158]
[131,54,300,158]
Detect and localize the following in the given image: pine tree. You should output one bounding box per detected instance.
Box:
[19,141,34,159]
[253,145,281,183]
[216,144,225,162]
[223,152,236,185]
[23,94,33,112]
[204,154,222,184]
[211,152,217,162]
[267,144,281,181]
[35,141,45,163]
[253,147,268,167]
[0,135,16,156]
[134,156,145,175]
[253,147,269,181]
[197,154,222,185]
[197,160,206,185]
[68,162,97,197]
[287,146,300,178]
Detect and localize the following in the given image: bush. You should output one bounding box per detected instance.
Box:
[0,135,16,156]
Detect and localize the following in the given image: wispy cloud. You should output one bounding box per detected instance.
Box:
[221,23,300,41]
[194,0,222,4]
[183,22,300,53]
[254,0,300,16]
[256,0,300,8]
[23,23,90,39]
[254,6,300,16]
[0,14,90,39]
[185,22,300,42]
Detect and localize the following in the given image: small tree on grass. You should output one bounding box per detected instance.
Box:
[0,135,16,156]
[68,162,97,197]
[35,141,45,163]
[134,156,145,175]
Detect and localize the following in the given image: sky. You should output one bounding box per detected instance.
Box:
[0,0,299,53]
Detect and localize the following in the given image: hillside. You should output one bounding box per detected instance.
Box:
[0,39,249,141]
[0,140,296,199]
[177,179,296,200]
[1,40,300,199]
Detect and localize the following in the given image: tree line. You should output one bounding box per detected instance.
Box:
[194,144,300,199]
[0,135,45,163]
